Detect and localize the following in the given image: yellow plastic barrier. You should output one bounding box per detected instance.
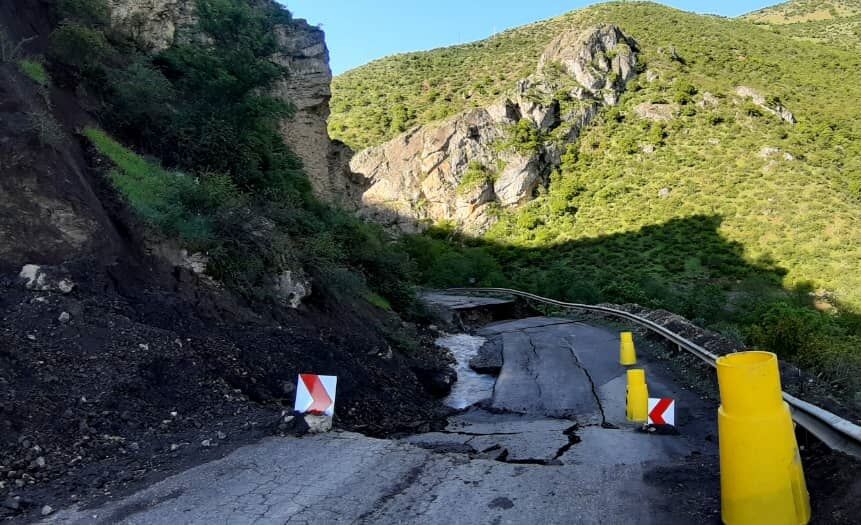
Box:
[717,351,810,525]
[626,369,648,422]
[620,331,637,365]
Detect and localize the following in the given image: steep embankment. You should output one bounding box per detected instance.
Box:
[331,1,861,397]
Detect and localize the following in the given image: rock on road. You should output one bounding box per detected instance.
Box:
[47,315,721,524]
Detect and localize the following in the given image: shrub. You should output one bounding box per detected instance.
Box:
[457,161,496,194]
[107,61,176,138]
[503,119,546,156]
[746,303,826,359]
[18,59,51,86]
[48,23,110,71]
[57,0,110,27]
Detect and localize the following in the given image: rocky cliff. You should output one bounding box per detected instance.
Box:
[347,25,640,233]
[108,0,338,204]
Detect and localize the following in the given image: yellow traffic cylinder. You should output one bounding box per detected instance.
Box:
[717,351,810,525]
[620,331,637,365]
[626,369,648,422]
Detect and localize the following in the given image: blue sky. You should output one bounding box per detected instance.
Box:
[280,1,777,75]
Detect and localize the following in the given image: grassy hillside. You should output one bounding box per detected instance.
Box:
[743,0,861,50]
[743,0,861,24]
[332,2,861,397]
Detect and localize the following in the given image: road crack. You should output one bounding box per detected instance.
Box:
[488,320,580,334]
[518,329,543,401]
[566,338,606,426]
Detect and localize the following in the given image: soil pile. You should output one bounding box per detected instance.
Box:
[0,258,450,521]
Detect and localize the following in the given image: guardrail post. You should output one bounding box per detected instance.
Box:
[717,351,810,525]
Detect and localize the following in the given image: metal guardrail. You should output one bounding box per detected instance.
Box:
[445,287,861,459]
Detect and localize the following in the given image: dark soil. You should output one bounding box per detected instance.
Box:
[0,260,452,522]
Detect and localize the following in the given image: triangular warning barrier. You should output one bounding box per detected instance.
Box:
[294,374,337,416]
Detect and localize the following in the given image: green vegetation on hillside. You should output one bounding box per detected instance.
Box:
[47,0,418,312]
[334,2,861,400]
[743,0,861,24]
[743,1,861,50]
[330,23,551,150]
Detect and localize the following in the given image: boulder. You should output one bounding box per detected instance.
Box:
[279,411,332,435]
[18,265,75,294]
[470,336,503,374]
[493,155,542,206]
[272,270,310,308]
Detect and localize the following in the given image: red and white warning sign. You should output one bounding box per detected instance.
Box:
[294,374,337,417]
[648,398,675,426]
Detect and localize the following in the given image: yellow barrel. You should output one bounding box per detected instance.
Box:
[620,331,637,365]
[716,351,810,525]
[626,369,648,422]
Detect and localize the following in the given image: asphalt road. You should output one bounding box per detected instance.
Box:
[47,314,721,524]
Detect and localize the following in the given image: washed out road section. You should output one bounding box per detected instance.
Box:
[48,316,721,524]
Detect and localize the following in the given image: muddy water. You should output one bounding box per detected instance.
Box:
[435,334,495,409]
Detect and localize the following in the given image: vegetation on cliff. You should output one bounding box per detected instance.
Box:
[42,0,417,311]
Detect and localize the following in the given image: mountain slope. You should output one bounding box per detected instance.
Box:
[743,0,861,50]
[331,1,861,396]
[743,0,861,24]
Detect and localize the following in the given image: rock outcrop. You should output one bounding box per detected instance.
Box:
[348,25,640,233]
[107,1,339,208]
[634,102,677,121]
[735,86,796,124]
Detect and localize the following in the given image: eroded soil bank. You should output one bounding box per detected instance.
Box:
[0,262,452,522]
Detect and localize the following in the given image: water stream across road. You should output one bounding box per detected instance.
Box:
[435,333,494,409]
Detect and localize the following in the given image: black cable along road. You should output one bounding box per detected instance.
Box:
[445,287,861,459]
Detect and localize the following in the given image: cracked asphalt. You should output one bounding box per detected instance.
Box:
[46,315,721,524]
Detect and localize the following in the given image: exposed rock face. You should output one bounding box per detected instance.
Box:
[349,25,640,233]
[735,86,796,123]
[350,104,522,233]
[108,0,197,52]
[107,1,339,208]
[538,24,638,105]
[271,22,342,204]
[634,102,678,121]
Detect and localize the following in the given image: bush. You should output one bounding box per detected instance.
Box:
[457,161,496,194]
[84,127,239,246]
[48,23,110,71]
[503,119,546,156]
[18,59,51,86]
[57,0,110,27]
[108,61,175,138]
[746,303,826,359]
